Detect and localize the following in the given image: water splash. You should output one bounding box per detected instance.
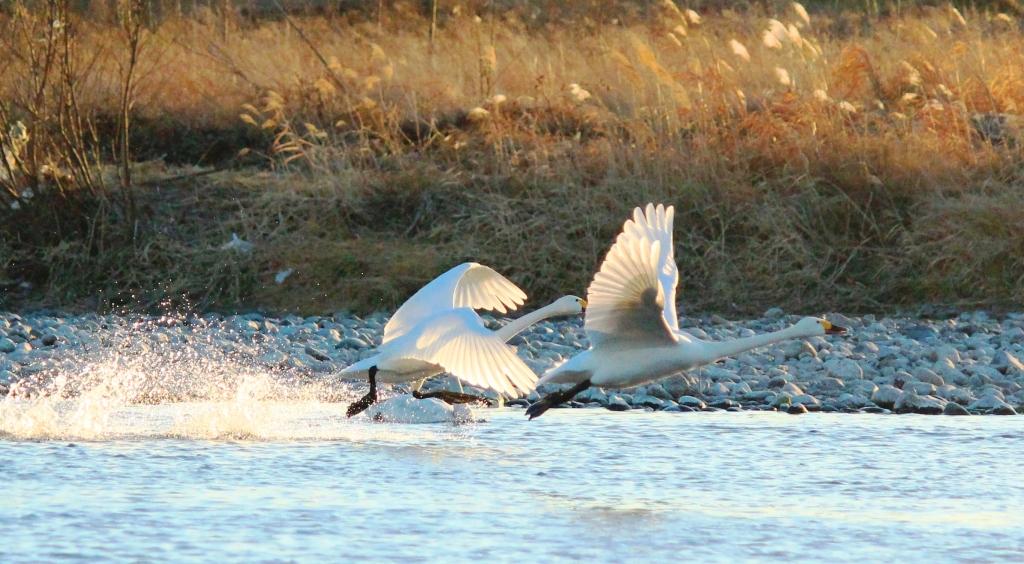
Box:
[0,315,416,441]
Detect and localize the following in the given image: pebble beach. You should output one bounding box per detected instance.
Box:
[1,309,1022,416]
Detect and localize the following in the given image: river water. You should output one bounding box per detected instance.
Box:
[1,399,1022,562]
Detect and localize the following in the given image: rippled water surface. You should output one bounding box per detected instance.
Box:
[2,405,1023,562]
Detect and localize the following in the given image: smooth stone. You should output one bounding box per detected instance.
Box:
[606,395,630,411]
[904,325,939,341]
[631,394,666,409]
[0,338,13,353]
[235,319,261,332]
[729,381,752,395]
[787,404,808,414]
[338,337,370,349]
[937,368,970,386]
[967,365,1003,382]
[304,345,331,362]
[931,345,961,364]
[767,376,788,389]
[677,395,707,409]
[576,387,608,405]
[857,341,880,354]
[810,377,846,393]
[904,381,937,396]
[710,399,738,409]
[992,351,1024,374]
[871,385,903,409]
[764,307,785,318]
[825,358,862,381]
[911,367,945,386]
[781,340,815,360]
[643,383,674,401]
[708,382,730,396]
[835,393,871,409]
[259,350,287,365]
[861,406,890,414]
[780,382,804,396]
[661,375,692,398]
[968,394,1013,412]
[703,366,738,381]
[894,393,945,415]
[991,405,1018,415]
[935,385,974,405]
[792,394,820,407]
[943,402,971,416]
[741,390,774,402]
[661,405,682,412]
[848,380,878,397]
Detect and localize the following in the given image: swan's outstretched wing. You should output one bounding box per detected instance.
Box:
[383,262,527,343]
[403,309,537,397]
[622,203,679,331]
[584,204,679,347]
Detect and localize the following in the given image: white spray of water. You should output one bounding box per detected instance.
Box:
[0,316,464,441]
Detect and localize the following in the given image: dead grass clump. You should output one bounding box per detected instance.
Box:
[3,2,1024,313]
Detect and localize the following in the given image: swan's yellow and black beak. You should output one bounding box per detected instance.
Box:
[579,299,588,313]
[822,320,848,335]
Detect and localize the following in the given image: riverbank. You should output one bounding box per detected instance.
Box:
[2,3,1024,314]
[1,309,1021,415]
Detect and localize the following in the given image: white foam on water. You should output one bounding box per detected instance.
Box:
[0,317,472,441]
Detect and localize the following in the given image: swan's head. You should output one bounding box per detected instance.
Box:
[551,295,587,316]
[794,316,848,337]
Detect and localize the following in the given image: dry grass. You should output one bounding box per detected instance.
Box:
[2,1,1024,314]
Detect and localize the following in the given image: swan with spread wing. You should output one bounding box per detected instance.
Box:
[341,262,585,417]
[526,204,847,419]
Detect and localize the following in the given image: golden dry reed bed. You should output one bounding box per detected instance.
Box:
[1,1,1023,314]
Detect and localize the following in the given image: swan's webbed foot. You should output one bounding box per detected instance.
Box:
[346,366,378,418]
[525,380,592,420]
[412,389,494,406]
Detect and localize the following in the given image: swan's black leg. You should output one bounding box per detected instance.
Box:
[412,389,494,406]
[346,366,378,417]
[525,380,591,420]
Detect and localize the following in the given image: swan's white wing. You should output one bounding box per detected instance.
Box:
[584,205,679,347]
[622,203,680,331]
[405,309,537,397]
[383,262,527,343]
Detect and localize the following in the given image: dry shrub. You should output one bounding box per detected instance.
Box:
[2,1,1024,313]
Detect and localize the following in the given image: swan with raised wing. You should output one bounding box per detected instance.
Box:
[526,204,846,419]
[341,262,585,417]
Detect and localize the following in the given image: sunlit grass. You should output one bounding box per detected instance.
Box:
[1,1,1022,313]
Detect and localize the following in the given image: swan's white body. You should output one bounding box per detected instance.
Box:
[365,394,474,424]
[340,262,584,396]
[540,204,843,390]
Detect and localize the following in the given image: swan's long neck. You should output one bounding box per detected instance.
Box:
[494,303,567,342]
[700,325,804,362]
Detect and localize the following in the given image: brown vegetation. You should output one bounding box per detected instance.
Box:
[1,1,1023,314]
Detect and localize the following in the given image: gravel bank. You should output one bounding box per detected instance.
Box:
[1,310,1022,415]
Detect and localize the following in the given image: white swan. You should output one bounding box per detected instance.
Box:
[526,204,847,419]
[341,262,586,417]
